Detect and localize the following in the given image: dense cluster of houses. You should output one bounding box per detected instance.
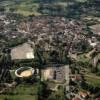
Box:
[0,12,100,99]
[17,16,90,55]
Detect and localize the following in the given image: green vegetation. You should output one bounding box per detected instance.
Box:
[46,81,58,90]
[0,83,39,100]
[78,53,90,63]
[0,34,27,49]
[0,50,12,83]
[0,0,100,19]
[47,86,66,100]
[9,70,16,79]
[77,52,100,86]
[0,0,41,16]
[0,0,100,99]
[0,95,37,100]
[84,73,100,87]
[7,37,27,48]
[37,81,66,100]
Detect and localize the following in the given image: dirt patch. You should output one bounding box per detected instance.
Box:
[20,69,32,77]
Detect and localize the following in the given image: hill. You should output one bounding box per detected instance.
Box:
[0,0,100,19]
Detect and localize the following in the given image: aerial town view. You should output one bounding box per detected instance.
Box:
[0,0,100,100]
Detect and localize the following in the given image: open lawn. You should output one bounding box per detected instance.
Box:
[0,83,39,100]
[84,73,100,87]
[0,95,37,100]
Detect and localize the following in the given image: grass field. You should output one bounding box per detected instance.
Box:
[77,52,100,87]
[0,95,37,100]
[0,83,39,100]
[1,68,40,100]
[84,73,100,87]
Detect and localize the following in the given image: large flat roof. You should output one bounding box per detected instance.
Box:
[11,43,34,60]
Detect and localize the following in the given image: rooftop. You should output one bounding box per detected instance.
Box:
[89,24,100,35]
[11,43,34,60]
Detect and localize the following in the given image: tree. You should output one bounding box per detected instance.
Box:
[9,8,16,12]
[0,7,5,12]
[34,45,44,80]
[38,82,50,100]
[0,48,12,83]
[49,50,59,63]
